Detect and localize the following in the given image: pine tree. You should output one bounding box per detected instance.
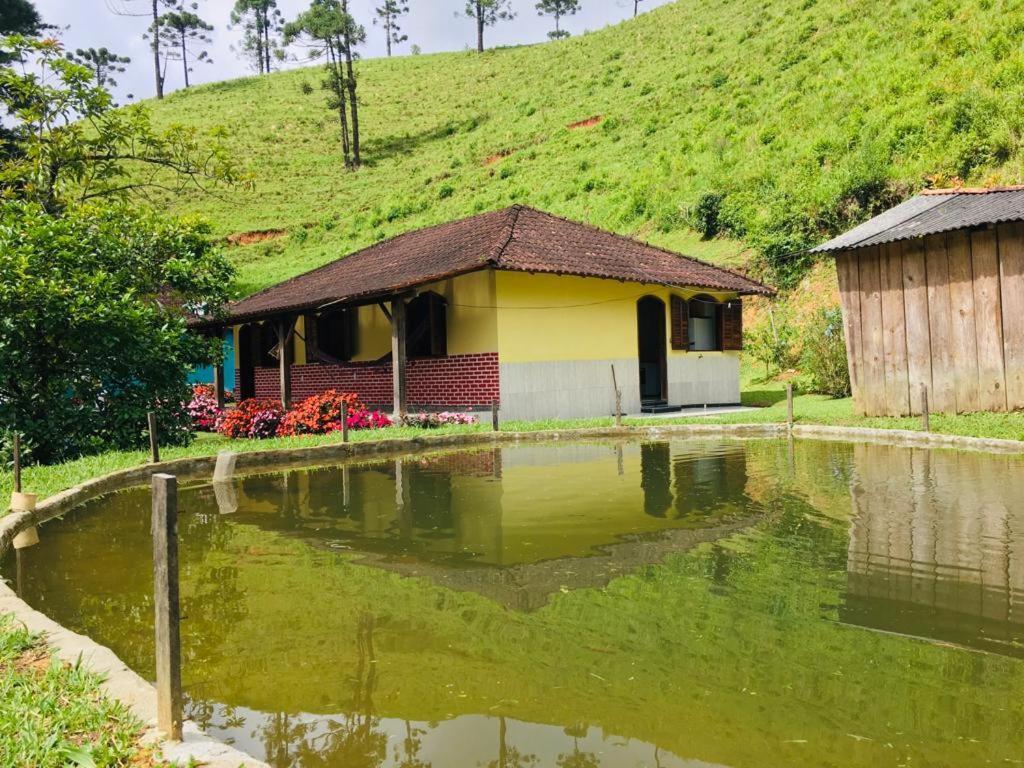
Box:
[230,0,284,74]
[535,0,579,40]
[463,0,515,53]
[107,0,182,99]
[66,47,131,89]
[157,10,213,88]
[373,0,409,57]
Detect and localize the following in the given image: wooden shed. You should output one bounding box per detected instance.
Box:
[812,187,1024,417]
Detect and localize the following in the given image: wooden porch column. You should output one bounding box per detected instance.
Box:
[276,318,293,409]
[390,298,407,419]
[212,330,226,410]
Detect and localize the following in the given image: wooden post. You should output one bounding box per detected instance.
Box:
[390,298,408,420]
[921,384,930,432]
[213,359,226,411]
[786,384,794,427]
[277,318,292,409]
[342,409,349,443]
[491,400,499,432]
[147,412,160,464]
[151,474,182,741]
[611,365,623,427]
[12,432,20,494]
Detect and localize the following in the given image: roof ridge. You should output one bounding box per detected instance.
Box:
[922,184,1024,195]
[490,204,525,266]
[507,206,771,292]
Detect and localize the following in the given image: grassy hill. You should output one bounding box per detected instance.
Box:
[149,0,1024,297]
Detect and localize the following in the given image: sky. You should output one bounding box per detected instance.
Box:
[35,0,675,102]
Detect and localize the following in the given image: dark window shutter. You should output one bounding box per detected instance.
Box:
[429,294,447,357]
[670,295,689,350]
[303,313,319,362]
[721,299,743,351]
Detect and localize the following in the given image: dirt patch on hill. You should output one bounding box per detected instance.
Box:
[568,115,603,130]
[484,148,515,166]
[226,229,286,246]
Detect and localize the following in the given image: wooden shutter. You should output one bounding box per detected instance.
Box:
[303,313,319,362]
[721,299,743,351]
[429,294,447,357]
[670,295,689,351]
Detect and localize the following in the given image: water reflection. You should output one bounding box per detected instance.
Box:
[7,438,1024,767]
[841,443,1024,655]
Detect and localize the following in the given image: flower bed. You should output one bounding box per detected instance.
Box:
[402,411,478,428]
[215,390,392,440]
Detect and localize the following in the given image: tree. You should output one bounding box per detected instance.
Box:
[0,0,44,63]
[156,9,214,88]
[633,0,644,16]
[66,47,131,89]
[107,0,182,99]
[535,0,579,40]
[463,0,515,53]
[0,36,240,214]
[283,0,365,168]
[230,0,284,75]
[373,0,409,57]
[0,200,233,464]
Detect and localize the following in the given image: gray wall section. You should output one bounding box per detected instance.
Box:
[667,353,741,406]
[499,354,741,420]
[500,358,642,421]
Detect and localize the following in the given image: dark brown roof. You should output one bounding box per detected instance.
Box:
[216,206,773,324]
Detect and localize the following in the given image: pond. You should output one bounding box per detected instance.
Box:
[4,438,1024,767]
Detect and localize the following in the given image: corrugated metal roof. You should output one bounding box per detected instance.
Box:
[811,187,1024,253]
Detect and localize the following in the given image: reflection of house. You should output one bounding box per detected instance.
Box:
[193,207,771,419]
[225,441,757,610]
[841,443,1024,655]
[812,187,1024,416]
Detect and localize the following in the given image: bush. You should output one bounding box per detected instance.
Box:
[402,411,478,428]
[744,307,797,379]
[217,399,285,440]
[277,390,361,436]
[689,191,726,239]
[800,307,851,398]
[185,385,224,431]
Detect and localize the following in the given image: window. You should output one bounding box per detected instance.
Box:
[309,309,357,363]
[688,295,720,351]
[406,292,447,358]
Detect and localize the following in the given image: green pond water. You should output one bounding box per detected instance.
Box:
[5,438,1024,768]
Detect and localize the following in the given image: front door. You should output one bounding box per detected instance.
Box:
[636,297,667,402]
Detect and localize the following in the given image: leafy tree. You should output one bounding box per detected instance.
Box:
[156,8,214,88]
[230,0,284,75]
[373,0,409,57]
[535,0,579,40]
[0,36,240,214]
[66,47,132,89]
[0,200,233,464]
[0,0,43,63]
[107,0,182,99]
[800,307,851,398]
[284,0,365,168]
[464,0,515,53]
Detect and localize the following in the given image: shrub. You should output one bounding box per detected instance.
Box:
[185,384,224,431]
[689,191,726,239]
[217,399,285,440]
[800,307,851,398]
[744,307,797,379]
[402,411,479,428]
[278,390,362,437]
[346,409,393,430]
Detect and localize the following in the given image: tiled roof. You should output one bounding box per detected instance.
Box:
[215,206,773,323]
[811,187,1024,253]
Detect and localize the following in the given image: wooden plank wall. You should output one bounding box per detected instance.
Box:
[835,224,1024,416]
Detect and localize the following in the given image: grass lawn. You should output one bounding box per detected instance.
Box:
[0,614,162,768]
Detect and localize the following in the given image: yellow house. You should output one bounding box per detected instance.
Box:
[198,206,773,420]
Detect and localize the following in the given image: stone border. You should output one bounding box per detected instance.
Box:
[1,420,1022,766]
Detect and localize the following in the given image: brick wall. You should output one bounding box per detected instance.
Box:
[242,352,500,409]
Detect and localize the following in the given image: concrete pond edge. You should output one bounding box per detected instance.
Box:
[1,421,1023,766]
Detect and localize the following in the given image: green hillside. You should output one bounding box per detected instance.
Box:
[150,0,1024,296]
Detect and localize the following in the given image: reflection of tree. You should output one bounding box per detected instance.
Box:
[394,720,431,768]
[556,722,598,768]
[486,716,539,768]
[287,612,388,768]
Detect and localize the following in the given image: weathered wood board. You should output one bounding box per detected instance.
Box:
[999,222,1024,410]
[901,239,932,415]
[835,250,864,413]
[924,234,956,412]
[879,241,910,415]
[970,228,1007,412]
[946,230,980,413]
[858,246,886,416]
